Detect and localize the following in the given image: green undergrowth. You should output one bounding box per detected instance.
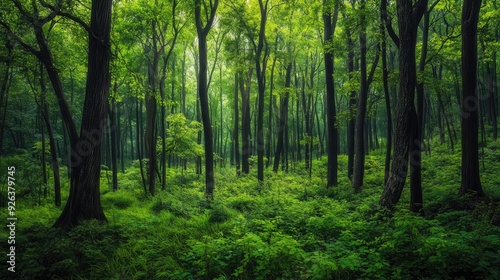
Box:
[1,142,500,279]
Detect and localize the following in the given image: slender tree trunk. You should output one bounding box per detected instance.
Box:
[266,56,277,168]
[38,68,61,206]
[234,72,240,175]
[195,0,218,199]
[323,0,339,187]
[136,98,147,193]
[460,0,484,196]
[346,24,356,179]
[241,70,252,174]
[353,0,368,191]
[0,42,12,156]
[108,98,118,192]
[273,63,292,172]
[42,103,61,206]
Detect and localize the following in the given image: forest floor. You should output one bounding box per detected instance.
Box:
[1,142,500,279]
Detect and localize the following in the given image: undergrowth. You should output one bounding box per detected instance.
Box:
[1,142,499,279]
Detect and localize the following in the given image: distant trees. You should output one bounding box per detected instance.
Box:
[0,0,496,213]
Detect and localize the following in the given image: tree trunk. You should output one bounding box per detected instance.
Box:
[234,72,240,175]
[266,56,277,168]
[195,0,218,199]
[346,24,356,179]
[380,0,426,208]
[108,98,118,192]
[460,0,484,196]
[352,0,368,191]
[0,42,12,156]
[54,0,112,228]
[241,70,252,174]
[323,0,339,187]
[273,63,292,172]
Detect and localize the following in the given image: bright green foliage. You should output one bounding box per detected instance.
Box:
[3,144,500,279]
[164,113,204,160]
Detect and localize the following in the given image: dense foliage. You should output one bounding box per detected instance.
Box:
[1,142,500,279]
[1,0,499,278]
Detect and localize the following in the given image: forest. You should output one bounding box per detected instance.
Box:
[0,0,499,279]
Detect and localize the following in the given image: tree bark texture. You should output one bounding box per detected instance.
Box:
[460,0,484,196]
[54,0,112,228]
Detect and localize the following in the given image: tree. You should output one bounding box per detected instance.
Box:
[323,0,339,187]
[352,0,380,192]
[380,0,392,185]
[1,0,111,228]
[459,0,484,197]
[254,0,270,183]
[273,62,292,172]
[54,0,112,228]
[380,0,427,208]
[195,0,219,199]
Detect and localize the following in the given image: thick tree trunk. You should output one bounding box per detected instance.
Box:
[380,0,426,208]
[54,0,112,228]
[460,0,484,196]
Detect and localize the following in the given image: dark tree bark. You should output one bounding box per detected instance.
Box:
[42,102,61,206]
[273,63,292,172]
[35,63,61,206]
[266,56,277,168]
[54,0,112,228]
[254,0,269,183]
[234,72,240,175]
[0,40,13,156]
[108,98,118,192]
[380,0,392,185]
[345,22,356,180]
[460,0,485,197]
[352,0,380,191]
[352,0,368,192]
[241,69,252,174]
[410,0,439,213]
[323,0,339,187]
[195,0,218,199]
[136,99,147,194]
[380,0,426,208]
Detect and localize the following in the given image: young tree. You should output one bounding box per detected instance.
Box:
[254,0,270,183]
[195,0,219,199]
[352,0,380,192]
[460,0,485,196]
[323,0,339,187]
